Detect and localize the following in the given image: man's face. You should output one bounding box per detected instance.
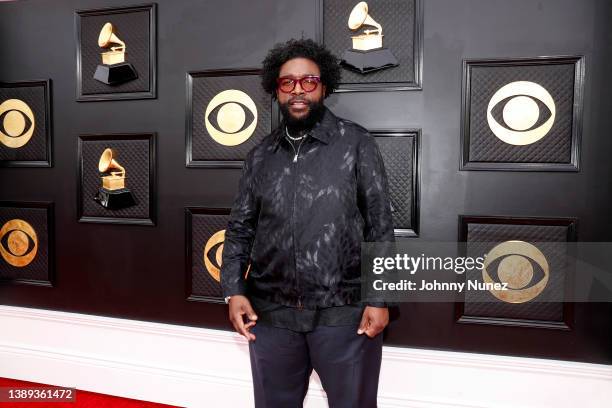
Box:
[276,57,327,129]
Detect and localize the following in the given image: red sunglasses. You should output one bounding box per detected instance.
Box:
[276,75,321,93]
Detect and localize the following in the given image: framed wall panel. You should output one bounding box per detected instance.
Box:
[0,201,54,287]
[456,215,578,330]
[371,129,420,237]
[460,56,584,171]
[77,133,156,225]
[186,69,276,168]
[76,3,157,101]
[186,207,236,304]
[316,0,423,91]
[0,80,52,167]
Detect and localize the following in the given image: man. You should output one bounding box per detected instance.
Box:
[220,38,395,408]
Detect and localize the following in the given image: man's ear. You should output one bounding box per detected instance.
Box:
[322,84,327,97]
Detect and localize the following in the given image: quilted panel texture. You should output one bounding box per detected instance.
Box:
[375,134,415,230]
[190,211,230,300]
[463,221,570,322]
[190,73,271,162]
[468,62,576,163]
[0,83,48,162]
[0,205,50,282]
[79,8,151,95]
[323,0,416,84]
[80,137,151,219]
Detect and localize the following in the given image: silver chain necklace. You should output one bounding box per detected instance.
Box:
[285,127,308,163]
[285,126,306,141]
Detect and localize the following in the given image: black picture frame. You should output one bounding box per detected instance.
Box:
[460,56,585,171]
[185,207,231,304]
[0,79,52,167]
[75,3,157,101]
[186,68,278,168]
[370,129,420,237]
[455,215,578,330]
[77,133,156,225]
[0,201,55,287]
[315,0,423,92]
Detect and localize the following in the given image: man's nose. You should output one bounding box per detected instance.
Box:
[291,81,305,95]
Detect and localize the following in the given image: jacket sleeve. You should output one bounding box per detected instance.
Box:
[220,150,259,298]
[356,132,397,308]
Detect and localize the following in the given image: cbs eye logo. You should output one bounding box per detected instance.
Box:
[482,240,549,303]
[487,81,556,146]
[204,90,257,147]
[0,219,38,267]
[203,229,250,283]
[0,99,36,149]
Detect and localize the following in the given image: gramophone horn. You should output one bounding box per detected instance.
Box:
[98,22,125,48]
[348,1,382,35]
[98,148,125,177]
[348,2,368,29]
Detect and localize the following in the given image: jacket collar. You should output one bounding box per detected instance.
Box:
[272,106,336,152]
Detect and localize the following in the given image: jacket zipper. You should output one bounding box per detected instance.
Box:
[288,136,306,310]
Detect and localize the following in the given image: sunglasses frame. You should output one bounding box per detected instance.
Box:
[276,75,322,93]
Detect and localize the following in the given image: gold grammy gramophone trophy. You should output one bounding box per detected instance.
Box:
[93,22,138,85]
[341,2,398,73]
[93,148,137,210]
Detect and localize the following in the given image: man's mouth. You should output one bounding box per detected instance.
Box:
[289,99,309,108]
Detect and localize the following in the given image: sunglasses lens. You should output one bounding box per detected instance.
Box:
[277,76,320,93]
[302,78,318,92]
[279,78,295,93]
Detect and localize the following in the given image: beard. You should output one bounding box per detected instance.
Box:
[279,97,326,133]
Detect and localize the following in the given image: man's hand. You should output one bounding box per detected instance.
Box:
[228,295,258,342]
[357,306,389,337]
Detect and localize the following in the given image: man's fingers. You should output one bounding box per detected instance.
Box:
[236,317,252,341]
[360,306,389,337]
[230,318,241,335]
[228,298,258,342]
[245,306,258,322]
[240,305,257,341]
[365,324,383,338]
[238,309,259,341]
[229,309,250,340]
[357,312,370,335]
[243,321,256,341]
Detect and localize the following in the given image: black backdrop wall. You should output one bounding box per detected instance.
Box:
[1,0,611,364]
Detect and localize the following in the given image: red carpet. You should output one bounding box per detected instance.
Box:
[0,377,181,407]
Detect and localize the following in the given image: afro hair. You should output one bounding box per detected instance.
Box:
[261,38,341,99]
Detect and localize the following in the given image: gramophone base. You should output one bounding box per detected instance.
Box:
[341,48,399,74]
[93,187,137,210]
[93,62,138,85]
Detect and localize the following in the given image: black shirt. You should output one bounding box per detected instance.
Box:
[220,107,396,309]
[247,130,366,332]
[249,295,365,332]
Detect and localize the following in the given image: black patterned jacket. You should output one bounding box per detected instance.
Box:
[220,107,395,309]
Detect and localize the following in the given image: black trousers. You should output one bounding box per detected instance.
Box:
[248,322,383,408]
